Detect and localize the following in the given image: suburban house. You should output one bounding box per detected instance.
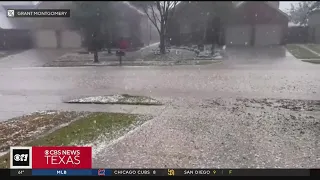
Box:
[0,1,152,50]
[0,2,35,50]
[30,1,82,49]
[168,1,289,47]
[31,1,156,49]
[111,2,145,48]
[307,10,320,44]
[109,2,159,48]
[125,2,159,46]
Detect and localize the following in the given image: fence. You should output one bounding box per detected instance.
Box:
[286,26,312,44]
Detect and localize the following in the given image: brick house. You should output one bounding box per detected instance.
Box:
[168,1,289,47]
[30,1,147,49]
[308,10,320,44]
[0,2,35,50]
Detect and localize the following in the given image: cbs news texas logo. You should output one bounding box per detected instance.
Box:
[10,146,92,169]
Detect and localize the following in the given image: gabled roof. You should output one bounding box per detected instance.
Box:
[0,5,33,29]
[35,1,72,9]
[309,9,320,16]
[2,4,37,10]
[122,1,144,15]
[235,1,289,19]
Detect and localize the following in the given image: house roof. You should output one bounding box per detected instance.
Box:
[35,1,72,9]
[122,1,144,15]
[30,1,73,30]
[0,5,34,29]
[2,4,37,10]
[235,1,289,19]
[309,9,320,16]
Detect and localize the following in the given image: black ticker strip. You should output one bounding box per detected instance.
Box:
[0,169,10,176]
[310,169,320,176]
[109,169,312,176]
[0,168,318,176]
[223,169,310,176]
[10,169,33,176]
[167,169,310,176]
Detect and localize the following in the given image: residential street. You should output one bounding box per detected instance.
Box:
[0,47,319,168]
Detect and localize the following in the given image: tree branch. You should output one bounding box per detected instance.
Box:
[156,1,163,21]
[142,5,160,34]
[150,4,161,23]
[162,1,166,19]
[165,2,178,30]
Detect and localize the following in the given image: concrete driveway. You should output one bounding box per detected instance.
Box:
[224,46,308,68]
[0,48,71,68]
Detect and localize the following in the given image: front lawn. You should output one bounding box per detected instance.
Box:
[286,44,320,59]
[301,59,320,64]
[305,44,320,54]
[0,111,152,168]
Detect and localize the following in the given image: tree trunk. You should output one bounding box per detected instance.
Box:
[93,50,99,63]
[108,28,112,54]
[119,55,122,66]
[211,17,221,55]
[159,21,166,54]
[203,25,207,44]
[211,40,215,56]
[211,28,217,55]
[159,32,166,54]
[203,17,208,44]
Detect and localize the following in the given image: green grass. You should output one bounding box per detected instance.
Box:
[286,44,320,59]
[305,44,320,54]
[28,112,139,146]
[301,59,320,64]
[0,50,21,59]
[0,112,147,168]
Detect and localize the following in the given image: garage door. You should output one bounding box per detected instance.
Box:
[315,26,320,44]
[34,30,57,48]
[255,24,282,46]
[61,30,82,48]
[225,25,251,46]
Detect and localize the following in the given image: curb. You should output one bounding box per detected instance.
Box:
[43,60,223,67]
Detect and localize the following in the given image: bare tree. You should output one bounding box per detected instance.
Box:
[131,1,179,54]
[71,2,115,63]
[288,1,320,26]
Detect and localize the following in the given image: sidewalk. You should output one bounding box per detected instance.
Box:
[92,97,320,168]
[44,59,221,67]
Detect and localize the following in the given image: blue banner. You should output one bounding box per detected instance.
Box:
[32,169,92,176]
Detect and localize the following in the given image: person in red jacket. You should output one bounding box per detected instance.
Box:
[119,37,128,51]
[117,37,128,65]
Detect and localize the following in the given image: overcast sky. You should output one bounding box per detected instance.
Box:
[0,1,301,13]
[280,1,300,12]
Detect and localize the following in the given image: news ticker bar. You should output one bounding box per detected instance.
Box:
[7,9,70,18]
[1,169,319,176]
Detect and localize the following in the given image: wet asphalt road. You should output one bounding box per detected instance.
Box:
[1,47,320,168]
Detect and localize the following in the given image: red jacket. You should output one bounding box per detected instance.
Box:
[119,40,128,50]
